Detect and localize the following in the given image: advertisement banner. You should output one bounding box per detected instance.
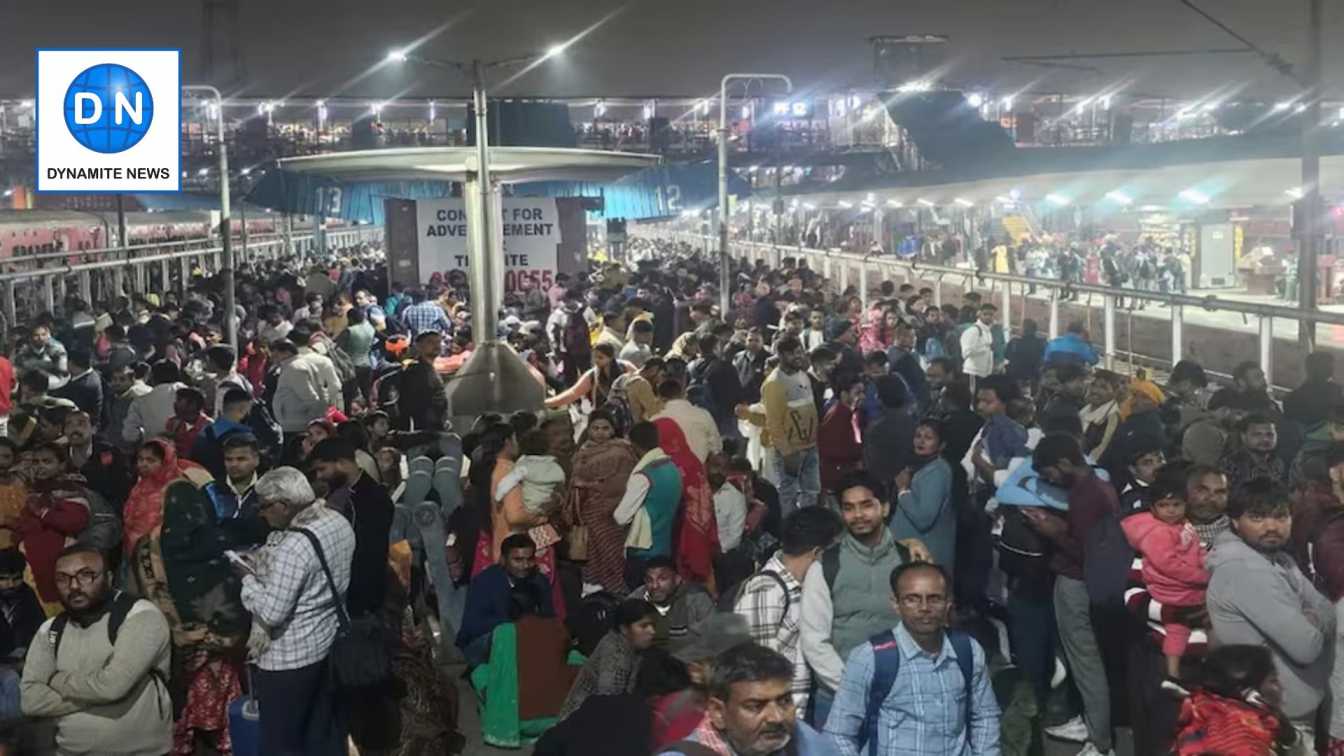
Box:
[415,197,560,292]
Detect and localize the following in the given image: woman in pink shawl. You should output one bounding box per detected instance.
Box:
[651,417,719,595]
[859,306,900,354]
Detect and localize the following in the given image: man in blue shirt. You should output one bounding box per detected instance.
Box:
[1043,321,1099,367]
[399,288,453,338]
[825,562,1000,756]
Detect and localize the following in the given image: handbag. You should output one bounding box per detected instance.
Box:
[563,488,590,561]
[291,527,391,689]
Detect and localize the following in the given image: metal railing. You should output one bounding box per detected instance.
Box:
[639,228,1341,388]
[0,225,384,325]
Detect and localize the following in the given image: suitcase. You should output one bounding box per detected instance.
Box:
[229,668,262,756]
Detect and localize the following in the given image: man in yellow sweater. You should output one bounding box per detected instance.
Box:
[761,335,820,517]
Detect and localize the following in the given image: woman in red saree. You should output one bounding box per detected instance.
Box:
[651,417,718,594]
[123,439,213,558]
[566,410,639,593]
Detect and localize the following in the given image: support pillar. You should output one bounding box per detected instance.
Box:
[1103,294,1116,370]
[1048,291,1060,338]
[1259,316,1274,387]
[1000,280,1012,332]
[1171,305,1184,366]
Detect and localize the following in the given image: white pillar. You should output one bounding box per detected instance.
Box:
[1171,305,1184,366]
[1103,294,1117,370]
[1048,291,1060,338]
[1259,316,1274,387]
[1000,280,1013,331]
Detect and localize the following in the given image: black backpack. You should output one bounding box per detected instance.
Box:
[1084,510,1137,607]
[995,507,1055,579]
[821,540,911,590]
[49,591,140,655]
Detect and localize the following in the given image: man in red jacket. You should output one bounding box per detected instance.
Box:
[14,443,89,608]
[817,373,864,506]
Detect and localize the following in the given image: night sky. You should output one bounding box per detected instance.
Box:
[1,0,1337,102]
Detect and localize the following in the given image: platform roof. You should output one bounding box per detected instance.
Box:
[274,146,659,184]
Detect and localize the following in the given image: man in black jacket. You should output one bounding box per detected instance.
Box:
[52,348,102,421]
[688,333,745,441]
[310,438,393,618]
[397,330,448,431]
[308,438,396,754]
[63,410,133,512]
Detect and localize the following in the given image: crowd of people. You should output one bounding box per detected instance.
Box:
[0,229,1334,756]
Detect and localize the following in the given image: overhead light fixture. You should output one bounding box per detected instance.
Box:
[1202,101,1219,112]
[966,92,985,108]
[803,202,817,210]
[897,80,932,94]
[197,167,209,176]
[1285,187,1304,199]
[1295,103,1307,113]
[837,200,854,209]
[994,195,1014,204]
[886,199,903,208]
[1139,204,1165,212]
[773,101,789,116]
[545,43,566,59]
[1,189,12,198]
[1046,193,1070,206]
[954,197,973,207]
[917,198,935,207]
[790,101,808,117]
[386,49,408,64]
[1273,101,1291,111]
[240,167,251,176]
[1179,188,1210,205]
[1105,190,1133,205]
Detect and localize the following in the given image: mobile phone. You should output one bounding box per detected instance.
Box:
[225,550,255,575]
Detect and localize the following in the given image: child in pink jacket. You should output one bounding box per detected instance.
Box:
[1121,492,1210,680]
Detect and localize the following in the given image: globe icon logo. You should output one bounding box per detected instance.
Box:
[62,63,155,154]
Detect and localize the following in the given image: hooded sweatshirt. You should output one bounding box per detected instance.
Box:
[1206,529,1335,719]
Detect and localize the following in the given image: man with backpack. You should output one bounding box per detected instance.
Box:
[731,506,843,711]
[1025,435,1120,756]
[824,562,1000,755]
[687,334,745,442]
[20,545,172,755]
[801,475,930,728]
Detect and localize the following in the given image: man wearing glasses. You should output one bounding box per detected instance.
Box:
[19,544,172,755]
[824,562,1000,755]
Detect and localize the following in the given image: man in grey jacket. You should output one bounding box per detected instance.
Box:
[799,474,929,728]
[1207,478,1334,746]
[20,545,172,755]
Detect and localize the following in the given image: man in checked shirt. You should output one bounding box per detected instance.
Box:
[237,466,357,756]
[732,506,843,712]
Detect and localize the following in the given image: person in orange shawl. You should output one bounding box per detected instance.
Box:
[1175,644,1308,756]
[122,438,213,557]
